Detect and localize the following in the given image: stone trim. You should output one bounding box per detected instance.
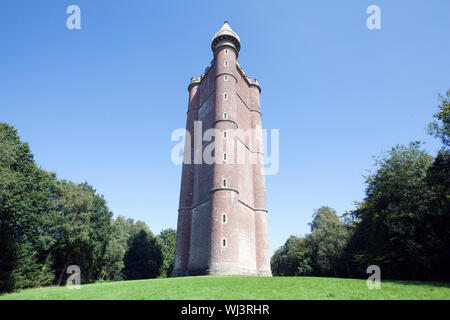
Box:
[178,198,210,212]
[179,194,267,214]
[187,79,201,92]
[236,92,261,116]
[238,199,268,213]
[215,72,237,83]
[213,119,238,128]
[212,40,240,58]
[236,137,264,156]
[188,58,261,95]
[235,62,261,92]
[188,59,216,92]
[209,187,239,194]
[182,133,263,159]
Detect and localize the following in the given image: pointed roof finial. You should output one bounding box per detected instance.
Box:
[211,21,241,56]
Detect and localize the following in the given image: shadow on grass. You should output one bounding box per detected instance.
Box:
[275,275,450,289]
[382,279,450,289]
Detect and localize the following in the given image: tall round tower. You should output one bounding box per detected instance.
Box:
[173,21,271,277]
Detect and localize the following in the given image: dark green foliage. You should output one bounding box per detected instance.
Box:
[273,139,449,281]
[420,150,450,280]
[0,123,59,291]
[157,229,176,277]
[307,206,351,276]
[104,218,169,281]
[271,207,350,277]
[51,181,113,285]
[348,142,435,279]
[123,230,163,280]
[101,216,131,281]
[271,236,311,276]
[347,142,449,281]
[0,122,169,292]
[346,142,450,281]
[270,91,450,281]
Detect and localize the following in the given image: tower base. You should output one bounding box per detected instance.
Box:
[171,265,272,277]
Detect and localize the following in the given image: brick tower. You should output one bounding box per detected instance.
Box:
[173,22,271,277]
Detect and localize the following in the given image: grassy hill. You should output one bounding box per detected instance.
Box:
[1,276,449,300]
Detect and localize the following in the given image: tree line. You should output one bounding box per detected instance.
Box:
[1,90,448,292]
[272,90,450,282]
[0,122,176,293]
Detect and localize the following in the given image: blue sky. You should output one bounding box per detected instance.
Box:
[1,0,449,253]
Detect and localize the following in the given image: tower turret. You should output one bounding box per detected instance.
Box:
[211,21,241,57]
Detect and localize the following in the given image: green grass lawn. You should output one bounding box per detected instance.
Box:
[1,276,449,300]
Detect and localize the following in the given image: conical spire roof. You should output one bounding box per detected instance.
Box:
[212,21,240,43]
[211,21,241,55]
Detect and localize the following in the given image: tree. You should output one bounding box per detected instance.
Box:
[420,151,450,280]
[0,123,59,291]
[1,122,173,292]
[428,89,450,148]
[101,216,131,281]
[271,207,351,277]
[271,236,311,276]
[348,142,435,279]
[307,206,350,276]
[51,181,113,285]
[125,218,151,244]
[270,91,450,281]
[157,229,177,277]
[123,230,162,280]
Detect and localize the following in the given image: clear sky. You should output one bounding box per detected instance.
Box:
[1,0,449,253]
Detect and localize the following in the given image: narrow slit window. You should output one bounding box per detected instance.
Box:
[225,49,228,55]
[224,60,228,67]
[224,92,228,100]
[223,153,227,161]
[222,178,227,187]
[224,75,228,81]
[222,214,227,223]
[222,238,227,247]
[223,112,228,119]
[223,131,227,139]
